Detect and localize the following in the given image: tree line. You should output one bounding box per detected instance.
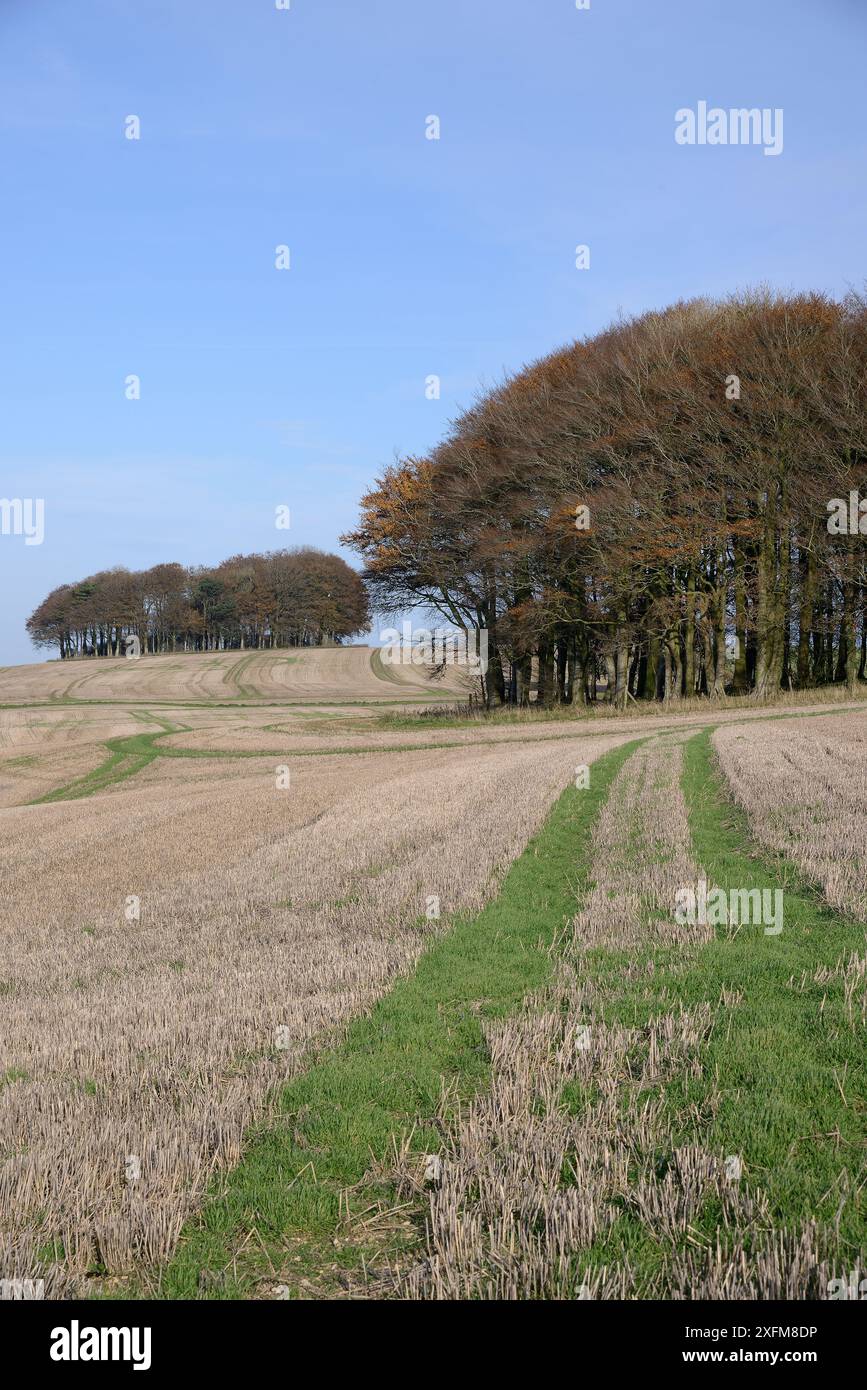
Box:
[26,548,370,658]
[343,289,867,706]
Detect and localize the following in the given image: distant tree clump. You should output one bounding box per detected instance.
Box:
[343,289,867,706]
[26,549,369,658]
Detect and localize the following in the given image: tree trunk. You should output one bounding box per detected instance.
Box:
[796,546,815,687]
[684,565,696,697]
[754,492,786,697]
[732,544,749,692]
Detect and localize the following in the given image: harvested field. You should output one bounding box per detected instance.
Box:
[405,735,728,1300]
[568,733,712,952]
[0,745,107,809]
[0,648,864,1305]
[714,711,867,921]
[0,647,457,706]
[0,714,623,1292]
[397,731,865,1301]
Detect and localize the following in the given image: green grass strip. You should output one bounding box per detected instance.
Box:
[678,728,867,1244]
[29,726,636,805]
[29,732,173,803]
[119,737,641,1299]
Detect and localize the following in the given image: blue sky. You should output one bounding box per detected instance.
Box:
[1,0,864,663]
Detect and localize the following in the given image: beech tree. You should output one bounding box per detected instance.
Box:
[26,549,369,658]
[344,289,867,706]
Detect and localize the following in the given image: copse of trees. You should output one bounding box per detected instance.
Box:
[26,548,370,658]
[343,289,867,706]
